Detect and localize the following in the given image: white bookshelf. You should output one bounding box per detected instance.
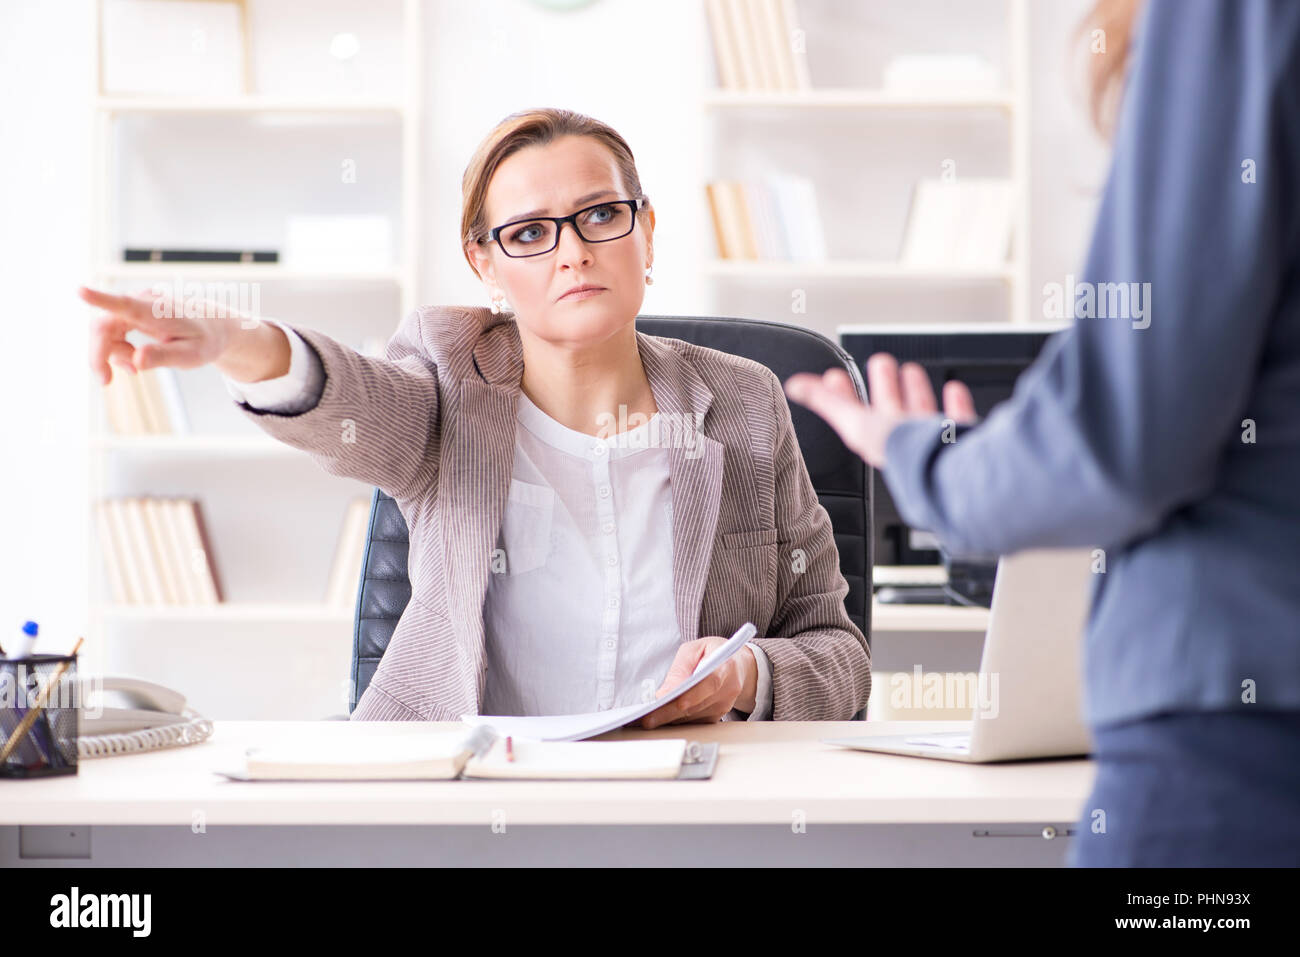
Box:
[85,0,424,705]
[701,0,1032,326]
[701,1,1031,634]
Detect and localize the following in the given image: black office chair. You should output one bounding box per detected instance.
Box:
[348,315,873,717]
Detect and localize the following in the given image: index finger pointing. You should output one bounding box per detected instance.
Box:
[79,285,133,311]
[78,286,169,333]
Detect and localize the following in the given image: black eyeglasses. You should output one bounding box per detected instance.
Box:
[482,197,646,258]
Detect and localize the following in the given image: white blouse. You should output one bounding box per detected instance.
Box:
[223,319,773,720]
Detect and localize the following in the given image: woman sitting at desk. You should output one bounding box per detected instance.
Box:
[82,108,870,726]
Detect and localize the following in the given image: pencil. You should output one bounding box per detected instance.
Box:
[0,637,83,766]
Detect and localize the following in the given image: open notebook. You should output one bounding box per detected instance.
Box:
[215,725,719,782]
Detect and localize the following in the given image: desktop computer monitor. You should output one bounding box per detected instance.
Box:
[838,323,1067,571]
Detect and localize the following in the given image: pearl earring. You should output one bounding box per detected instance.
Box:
[490,289,506,315]
[645,265,654,286]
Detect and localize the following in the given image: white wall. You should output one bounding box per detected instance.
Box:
[0,2,96,664]
[0,0,1111,716]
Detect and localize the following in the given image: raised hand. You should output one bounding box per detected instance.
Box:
[784,354,977,468]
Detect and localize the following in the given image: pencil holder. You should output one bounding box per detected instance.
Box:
[0,653,79,778]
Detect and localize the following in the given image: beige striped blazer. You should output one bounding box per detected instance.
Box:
[235,305,871,721]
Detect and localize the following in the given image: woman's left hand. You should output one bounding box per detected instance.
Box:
[784,354,977,468]
[637,638,757,728]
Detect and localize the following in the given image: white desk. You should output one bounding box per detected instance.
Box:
[1,720,1095,866]
[871,600,990,632]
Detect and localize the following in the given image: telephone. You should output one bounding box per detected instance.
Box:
[76,676,213,757]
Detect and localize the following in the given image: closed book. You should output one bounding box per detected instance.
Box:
[123,249,278,263]
[104,499,146,604]
[724,0,762,90]
[101,369,131,435]
[230,727,498,781]
[705,182,735,259]
[217,727,708,782]
[104,367,146,435]
[728,181,760,259]
[141,497,182,604]
[704,0,742,90]
[779,0,812,90]
[759,175,793,259]
[125,368,157,434]
[759,0,797,91]
[177,500,223,604]
[161,499,200,605]
[745,180,785,260]
[789,174,827,261]
[154,367,191,434]
[123,497,166,604]
[136,370,171,434]
[769,172,826,261]
[94,501,131,604]
[741,0,779,90]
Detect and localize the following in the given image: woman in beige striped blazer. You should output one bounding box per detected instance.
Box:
[82,108,870,724]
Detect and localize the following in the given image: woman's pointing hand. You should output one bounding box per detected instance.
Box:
[81,285,234,386]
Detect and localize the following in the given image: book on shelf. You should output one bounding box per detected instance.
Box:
[103,366,190,436]
[898,178,1016,270]
[324,497,373,610]
[96,497,223,605]
[123,249,279,263]
[705,173,827,261]
[705,0,811,93]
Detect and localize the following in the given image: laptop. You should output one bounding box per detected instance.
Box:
[823,548,1095,763]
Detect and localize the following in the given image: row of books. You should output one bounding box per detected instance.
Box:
[706,176,1015,268]
[705,0,811,92]
[706,175,828,261]
[103,367,190,435]
[96,496,373,608]
[95,497,222,605]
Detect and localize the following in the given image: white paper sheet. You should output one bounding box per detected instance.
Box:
[461,622,758,741]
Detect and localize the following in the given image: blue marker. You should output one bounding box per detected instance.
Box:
[2,621,53,768]
[11,620,39,660]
